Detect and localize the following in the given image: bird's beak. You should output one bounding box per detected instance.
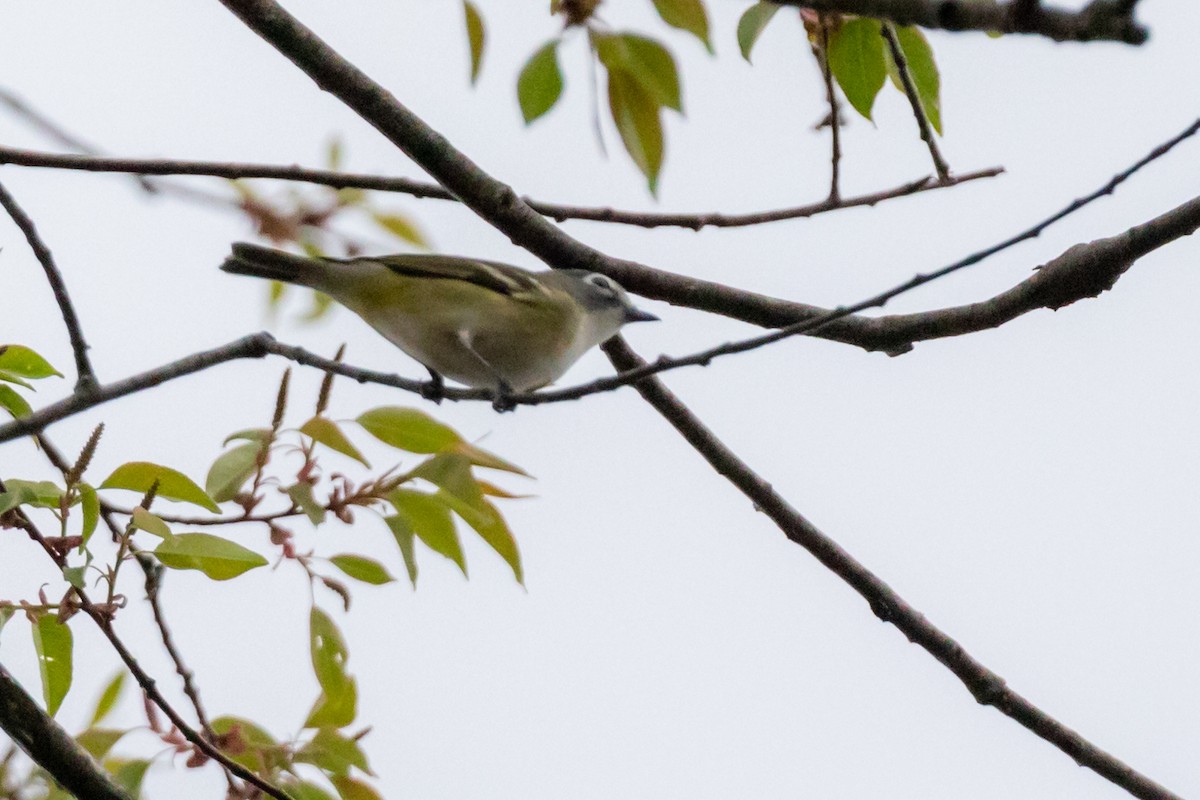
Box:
[624,307,659,323]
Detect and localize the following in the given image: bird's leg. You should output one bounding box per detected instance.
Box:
[490,379,516,414]
[455,330,515,412]
[420,366,445,404]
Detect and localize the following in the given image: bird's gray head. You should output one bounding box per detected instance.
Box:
[560,269,659,325]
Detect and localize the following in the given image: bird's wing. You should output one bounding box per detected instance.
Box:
[367,254,549,297]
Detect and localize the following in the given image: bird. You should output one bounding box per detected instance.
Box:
[221,242,658,401]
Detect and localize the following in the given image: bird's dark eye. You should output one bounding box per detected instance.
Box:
[585,273,617,295]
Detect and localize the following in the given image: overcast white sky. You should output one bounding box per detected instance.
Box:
[2,1,1199,799]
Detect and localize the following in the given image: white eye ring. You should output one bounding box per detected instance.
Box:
[585,273,617,294]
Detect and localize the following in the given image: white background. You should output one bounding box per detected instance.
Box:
[1,1,1198,798]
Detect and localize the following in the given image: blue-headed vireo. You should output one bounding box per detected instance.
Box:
[221,243,658,394]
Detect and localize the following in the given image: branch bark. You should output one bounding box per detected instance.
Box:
[0,662,133,800]
[2,185,1192,440]
[203,4,1186,798]
[602,337,1183,800]
[766,0,1147,43]
[0,179,97,392]
[0,145,998,231]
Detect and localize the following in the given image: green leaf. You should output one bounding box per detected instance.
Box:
[607,66,665,194]
[62,565,87,590]
[827,17,887,121]
[301,417,369,467]
[388,490,465,576]
[331,776,385,800]
[326,137,344,171]
[737,2,780,62]
[477,480,533,499]
[223,427,273,446]
[464,0,486,84]
[410,453,483,507]
[438,489,523,585]
[305,670,357,731]
[0,370,33,390]
[411,456,522,583]
[78,484,99,548]
[651,0,712,52]
[0,479,63,512]
[100,462,220,513]
[32,614,73,716]
[517,40,564,123]
[154,533,267,580]
[212,716,287,776]
[356,407,460,454]
[0,385,31,419]
[0,345,61,380]
[285,782,337,800]
[385,516,419,587]
[205,443,262,504]
[595,33,682,112]
[0,608,13,638]
[287,482,327,526]
[358,406,525,474]
[329,555,394,586]
[131,507,171,539]
[884,25,942,134]
[370,212,428,248]
[305,608,357,729]
[452,443,529,476]
[75,728,128,760]
[89,671,125,727]
[295,727,372,777]
[303,290,336,322]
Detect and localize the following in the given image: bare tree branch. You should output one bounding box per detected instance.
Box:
[0,334,275,445]
[0,180,97,392]
[200,5,1186,798]
[765,0,1147,43]
[601,336,1183,800]
[2,116,1192,357]
[8,495,293,800]
[2,184,1192,440]
[0,661,133,800]
[515,192,1200,401]
[36,436,242,795]
[0,145,999,231]
[881,22,950,182]
[817,16,843,202]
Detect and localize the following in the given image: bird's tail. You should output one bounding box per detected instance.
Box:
[220,242,328,288]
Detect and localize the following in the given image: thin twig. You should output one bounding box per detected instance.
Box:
[614,112,1200,345]
[2,107,1191,347]
[37,438,242,796]
[881,22,950,182]
[0,88,107,156]
[2,189,1197,437]
[10,498,291,800]
[526,193,1200,401]
[818,16,842,201]
[0,334,278,444]
[0,145,1000,232]
[0,661,133,800]
[0,87,242,209]
[102,504,301,527]
[140,556,221,743]
[0,179,97,392]
[765,0,1147,43]
[203,6,1183,797]
[602,337,1182,800]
